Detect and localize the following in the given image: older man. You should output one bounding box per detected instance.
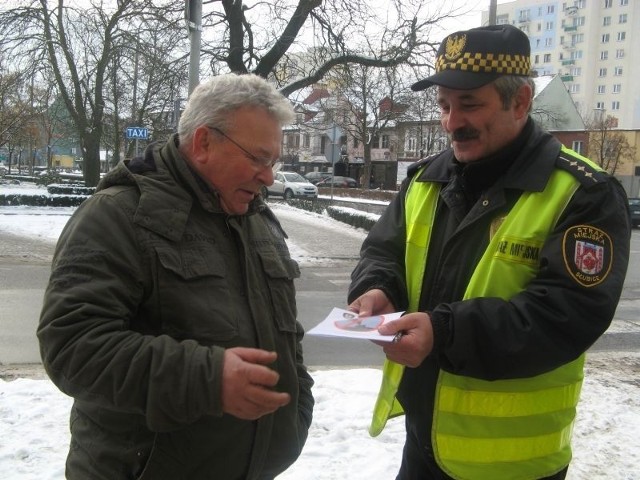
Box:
[38,73,314,479]
[348,25,630,479]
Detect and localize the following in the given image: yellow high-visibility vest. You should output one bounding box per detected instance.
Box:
[370,149,602,479]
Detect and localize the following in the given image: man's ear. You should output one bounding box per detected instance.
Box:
[513,83,533,120]
[190,126,213,164]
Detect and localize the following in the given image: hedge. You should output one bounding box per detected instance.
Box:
[0,194,89,207]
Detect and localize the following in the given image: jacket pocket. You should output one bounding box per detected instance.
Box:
[154,246,238,342]
[258,252,300,333]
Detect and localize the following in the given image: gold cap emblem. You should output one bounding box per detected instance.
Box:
[444,34,466,62]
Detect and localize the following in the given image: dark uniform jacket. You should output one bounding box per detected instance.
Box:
[38,135,314,479]
[349,119,630,478]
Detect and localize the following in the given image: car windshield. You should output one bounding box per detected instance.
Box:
[282,172,308,183]
[629,199,640,206]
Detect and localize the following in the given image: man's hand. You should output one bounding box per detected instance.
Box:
[348,288,396,317]
[222,347,291,420]
[376,312,434,368]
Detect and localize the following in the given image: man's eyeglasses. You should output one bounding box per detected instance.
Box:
[208,127,277,169]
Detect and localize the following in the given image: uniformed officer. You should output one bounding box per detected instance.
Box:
[348,24,631,480]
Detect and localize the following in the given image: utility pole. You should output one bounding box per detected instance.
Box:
[489,0,497,25]
[186,0,202,96]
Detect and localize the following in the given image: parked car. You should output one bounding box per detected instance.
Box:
[263,171,318,200]
[304,171,332,185]
[629,198,640,228]
[316,175,358,188]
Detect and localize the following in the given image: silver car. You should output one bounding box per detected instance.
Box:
[263,171,318,200]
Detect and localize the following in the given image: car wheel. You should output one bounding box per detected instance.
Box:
[284,189,294,201]
[261,186,269,199]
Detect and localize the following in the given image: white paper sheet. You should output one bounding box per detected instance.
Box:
[307,307,405,342]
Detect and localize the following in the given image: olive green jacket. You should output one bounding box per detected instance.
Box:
[38,135,314,479]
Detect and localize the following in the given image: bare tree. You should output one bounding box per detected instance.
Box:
[0,0,186,186]
[587,114,635,176]
[0,63,32,152]
[324,63,410,188]
[402,81,445,158]
[199,0,458,96]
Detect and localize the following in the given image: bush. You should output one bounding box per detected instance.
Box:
[325,206,378,231]
[287,198,326,214]
[0,194,89,207]
[47,184,95,196]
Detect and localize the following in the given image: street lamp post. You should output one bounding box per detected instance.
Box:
[186,0,202,96]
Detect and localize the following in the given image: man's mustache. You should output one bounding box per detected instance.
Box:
[452,128,479,141]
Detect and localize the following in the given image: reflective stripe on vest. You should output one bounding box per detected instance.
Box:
[370,152,598,479]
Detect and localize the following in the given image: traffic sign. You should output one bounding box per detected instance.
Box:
[125,127,149,139]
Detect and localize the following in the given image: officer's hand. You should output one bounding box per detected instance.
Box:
[376,312,434,368]
[348,288,396,317]
[222,347,291,420]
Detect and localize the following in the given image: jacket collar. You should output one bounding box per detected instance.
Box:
[415,119,561,193]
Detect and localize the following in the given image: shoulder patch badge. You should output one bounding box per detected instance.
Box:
[562,225,613,287]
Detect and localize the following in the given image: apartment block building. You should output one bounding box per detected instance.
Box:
[482,0,640,129]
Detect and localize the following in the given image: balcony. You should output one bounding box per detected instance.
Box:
[563,25,578,32]
[560,75,574,82]
[565,6,578,15]
[561,59,576,65]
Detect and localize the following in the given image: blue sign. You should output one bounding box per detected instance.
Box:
[125,127,149,139]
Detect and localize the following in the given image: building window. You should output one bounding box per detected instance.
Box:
[570,67,582,76]
[573,33,584,43]
[548,5,555,13]
[570,84,580,94]
[407,137,416,151]
[545,38,553,47]
[544,53,551,62]
[620,0,628,5]
[353,137,359,148]
[596,101,605,110]
[617,31,626,41]
[603,16,611,26]
[611,101,620,110]
[602,33,610,43]
[571,50,583,60]
[599,68,607,76]
[572,141,584,155]
[614,66,623,76]
[613,84,622,93]
[605,0,613,7]
[320,136,326,154]
[576,0,586,8]
[600,51,609,60]
[546,21,553,30]
[597,85,606,94]
[616,49,624,58]
[619,14,627,23]
[534,54,540,63]
[381,135,390,149]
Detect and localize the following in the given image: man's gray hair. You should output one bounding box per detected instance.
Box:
[493,75,536,113]
[178,73,295,145]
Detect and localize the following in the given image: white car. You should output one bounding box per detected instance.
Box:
[263,171,318,200]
